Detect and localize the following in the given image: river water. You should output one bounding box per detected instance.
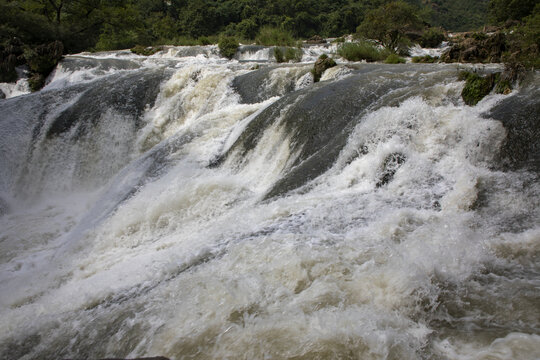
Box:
[0,45,539,359]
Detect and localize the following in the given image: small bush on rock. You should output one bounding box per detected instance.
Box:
[218,37,239,59]
[338,41,389,62]
[384,53,406,63]
[312,54,337,82]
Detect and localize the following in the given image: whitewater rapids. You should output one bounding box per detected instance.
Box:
[0,47,539,360]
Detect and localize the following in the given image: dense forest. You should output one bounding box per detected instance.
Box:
[2,0,532,53]
[0,0,538,86]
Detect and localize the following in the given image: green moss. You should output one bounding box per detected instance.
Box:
[312,54,336,82]
[384,53,406,64]
[218,37,239,59]
[460,71,496,106]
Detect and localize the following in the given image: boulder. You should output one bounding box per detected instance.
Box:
[441,31,507,64]
[306,35,326,44]
[311,54,336,82]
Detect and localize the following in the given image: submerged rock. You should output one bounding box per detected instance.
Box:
[376,153,406,187]
[485,76,540,171]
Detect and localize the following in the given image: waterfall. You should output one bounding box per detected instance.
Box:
[0,50,539,360]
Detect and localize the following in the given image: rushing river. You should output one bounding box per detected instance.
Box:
[0,45,539,360]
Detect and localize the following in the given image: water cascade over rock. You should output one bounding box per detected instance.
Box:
[0,49,539,360]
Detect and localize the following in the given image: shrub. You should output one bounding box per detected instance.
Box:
[338,41,389,62]
[384,53,406,63]
[274,47,284,62]
[24,41,63,74]
[285,47,303,62]
[218,37,239,59]
[255,26,295,46]
[198,36,212,45]
[420,28,446,48]
[412,55,438,63]
[274,46,303,63]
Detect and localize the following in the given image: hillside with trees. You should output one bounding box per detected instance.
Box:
[0,0,538,86]
[0,0,495,53]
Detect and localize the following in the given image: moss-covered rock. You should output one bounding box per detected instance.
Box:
[130,45,162,56]
[460,71,497,106]
[384,53,406,64]
[311,54,337,82]
[460,68,518,105]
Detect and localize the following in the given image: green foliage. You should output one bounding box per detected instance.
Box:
[285,47,303,62]
[425,0,488,31]
[312,54,336,82]
[274,47,284,63]
[420,28,445,48]
[502,4,540,68]
[198,37,212,45]
[489,0,537,23]
[460,71,496,106]
[235,19,258,40]
[337,41,389,62]
[28,73,46,92]
[412,55,438,63]
[274,46,303,63]
[384,53,406,63]
[24,41,63,74]
[0,38,23,83]
[472,32,488,41]
[255,27,295,46]
[218,37,238,59]
[357,1,424,52]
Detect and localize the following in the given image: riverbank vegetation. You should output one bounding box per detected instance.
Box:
[0,0,538,90]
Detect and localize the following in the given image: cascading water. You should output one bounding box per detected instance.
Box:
[0,48,539,360]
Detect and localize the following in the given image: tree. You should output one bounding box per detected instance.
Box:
[357,1,424,52]
[489,0,537,23]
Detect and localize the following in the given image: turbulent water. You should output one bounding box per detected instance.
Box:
[0,45,539,360]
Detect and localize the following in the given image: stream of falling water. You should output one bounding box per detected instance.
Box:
[0,48,539,360]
